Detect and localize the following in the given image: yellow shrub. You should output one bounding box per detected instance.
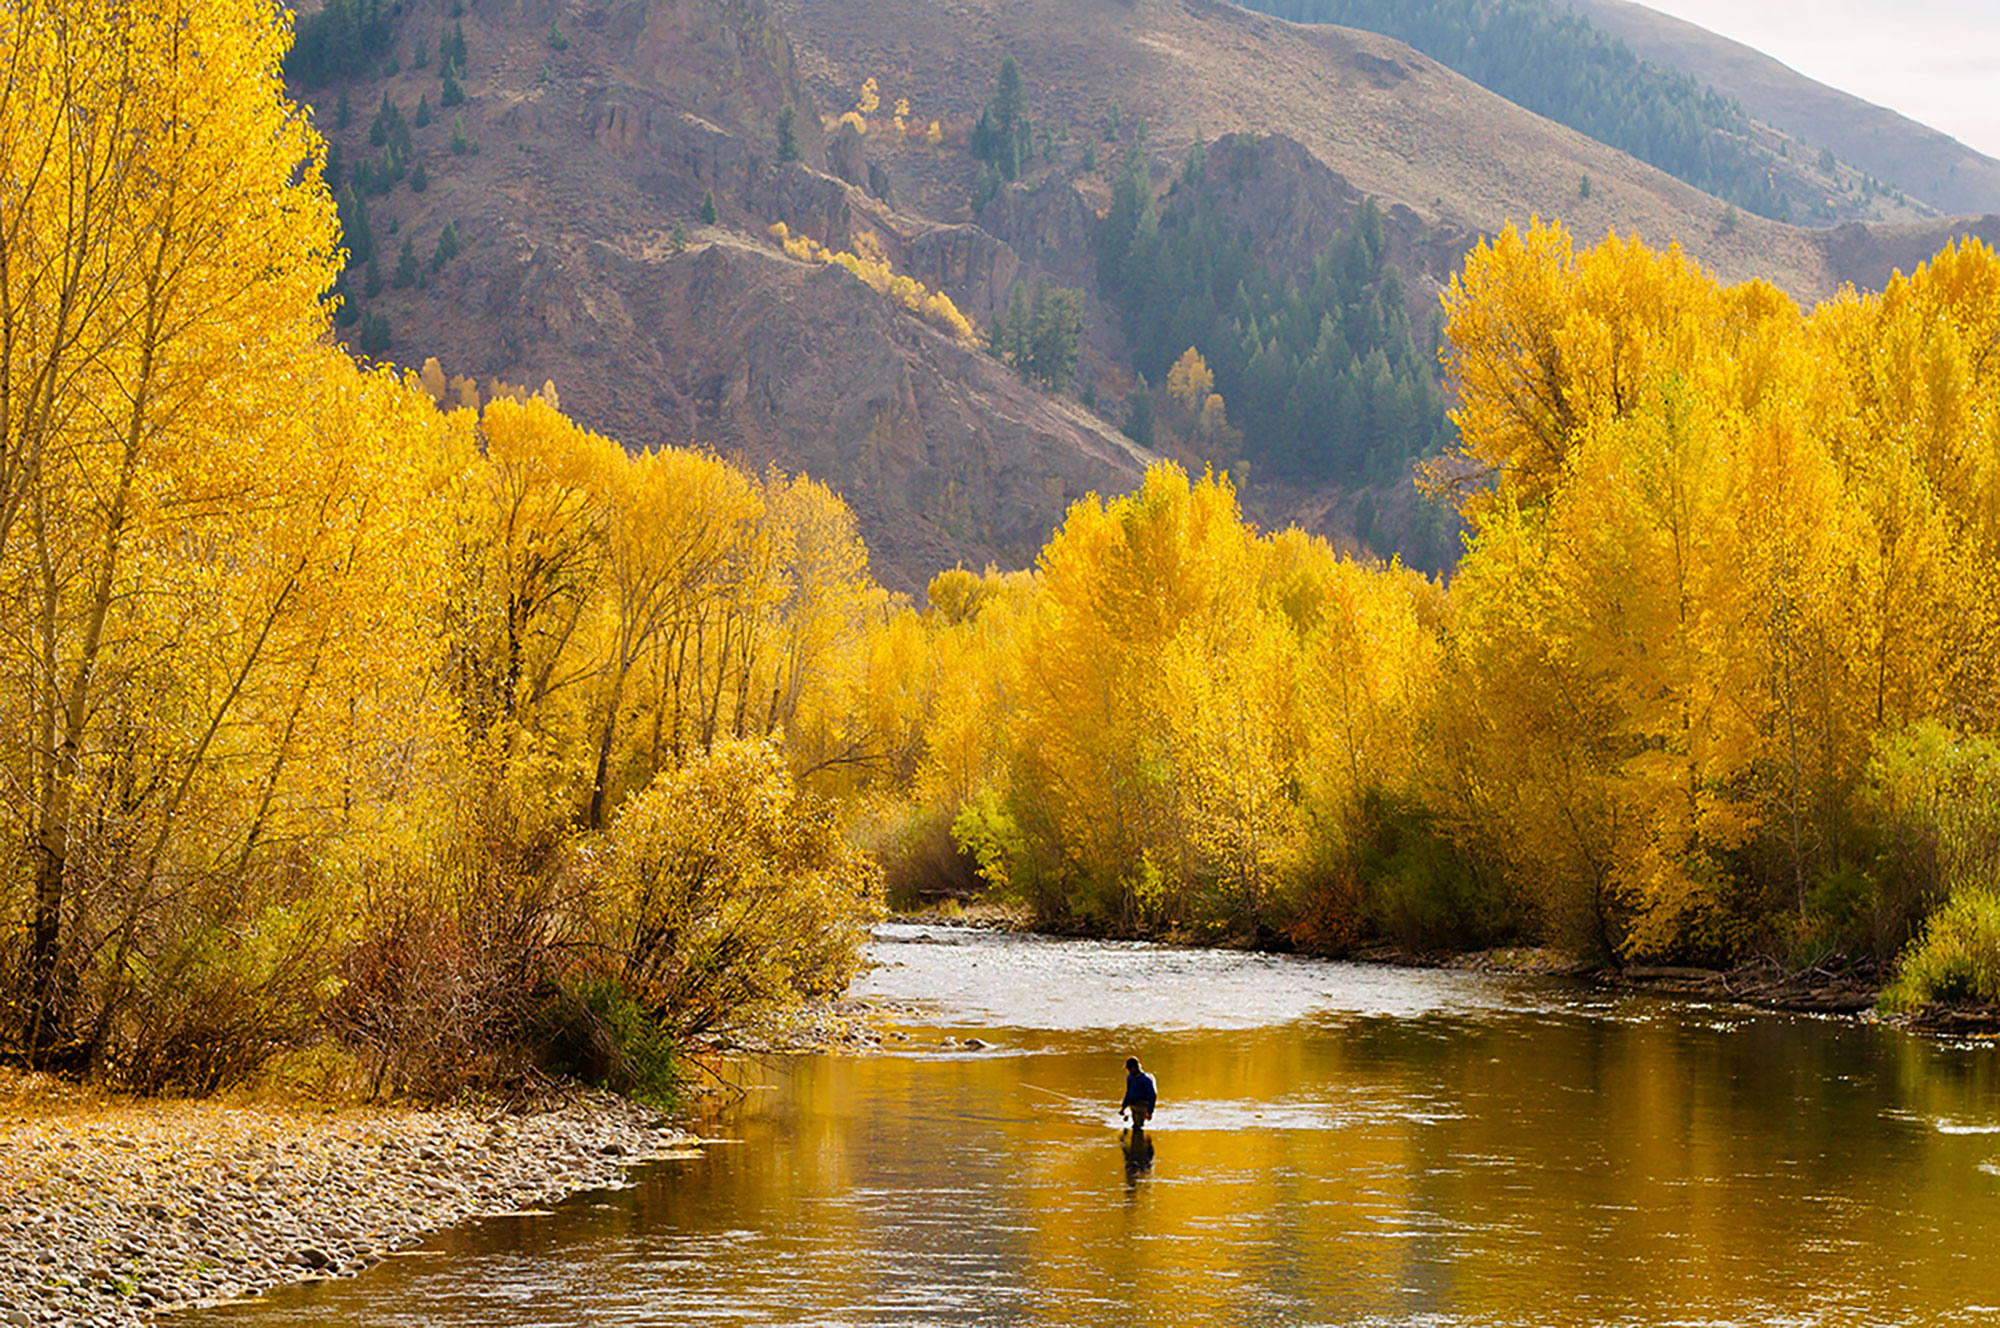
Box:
[782,230,976,343]
[598,737,883,1039]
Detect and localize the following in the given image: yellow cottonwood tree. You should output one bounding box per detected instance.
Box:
[1442,220,1734,505]
[1167,347,1214,413]
[0,0,370,1069]
[1436,219,1978,958]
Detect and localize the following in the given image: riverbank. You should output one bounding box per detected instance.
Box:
[895,909,1999,1029]
[0,1076,696,1326]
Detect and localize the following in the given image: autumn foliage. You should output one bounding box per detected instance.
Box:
[891,219,2000,987]
[8,0,1999,1093]
[768,223,976,342]
[0,2,881,1092]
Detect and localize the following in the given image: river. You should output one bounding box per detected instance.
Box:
[190,922,2000,1326]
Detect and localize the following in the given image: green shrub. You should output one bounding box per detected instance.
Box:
[1882,889,2000,1011]
[1353,791,1517,953]
[544,978,677,1107]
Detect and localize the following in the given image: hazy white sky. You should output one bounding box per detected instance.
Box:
[1633,0,2000,160]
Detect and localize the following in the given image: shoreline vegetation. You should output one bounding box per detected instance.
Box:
[7,0,2000,1135]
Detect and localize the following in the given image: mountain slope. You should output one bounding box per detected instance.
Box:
[774,0,1909,303]
[305,0,1151,591]
[1229,0,1941,228]
[297,0,2000,587]
[1569,0,2000,217]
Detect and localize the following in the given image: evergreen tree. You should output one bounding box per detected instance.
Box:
[357,309,393,357]
[441,68,465,107]
[285,0,396,86]
[1096,148,1155,290]
[415,95,432,128]
[393,238,420,288]
[410,160,429,193]
[1026,284,1086,390]
[337,184,374,266]
[430,221,460,273]
[971,164,1001,212]
[699,191,718,226]
[776,105,800,164]
[1123,379,1155,448]
[970,56,1034,182]
[992,281,1033,366]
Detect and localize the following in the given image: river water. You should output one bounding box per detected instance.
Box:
[193,923,2000,1326]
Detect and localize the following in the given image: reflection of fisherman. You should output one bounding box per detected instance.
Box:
[1119,1056,1157,1129]
[1121,1125,1155,1177]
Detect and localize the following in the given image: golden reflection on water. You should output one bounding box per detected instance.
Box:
[193,932,2000,1327]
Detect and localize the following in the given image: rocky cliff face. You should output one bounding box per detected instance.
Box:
[320,0,1148,591]
[573,238,1146,580]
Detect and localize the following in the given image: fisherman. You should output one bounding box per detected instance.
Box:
[1119,1056,1157,1130]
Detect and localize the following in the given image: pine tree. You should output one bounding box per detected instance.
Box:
[338,184,374,266]
[992,281,1033,365]
[971,165,1000,212]
[393,238,420,288]
[971,56,1033,182]
[431,221,460,273]
[699,191,718,226]
[1026,285,1085,390]
[358,308,393,356]
[1123,379,1155,447]
[776,105,800,164]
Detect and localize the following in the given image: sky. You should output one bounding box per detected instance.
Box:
[1633,0,2000,161]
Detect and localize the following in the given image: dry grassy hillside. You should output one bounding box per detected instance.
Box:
[776,0,1875,301]
[1572,0,2000,218]
[308,0,1153,590]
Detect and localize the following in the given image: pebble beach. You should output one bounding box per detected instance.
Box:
[0,1086,695,1326]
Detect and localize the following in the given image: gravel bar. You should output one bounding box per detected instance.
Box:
[0,1090,695,1326]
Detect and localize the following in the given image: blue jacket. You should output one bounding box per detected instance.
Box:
[1122,1069,1157,1113]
